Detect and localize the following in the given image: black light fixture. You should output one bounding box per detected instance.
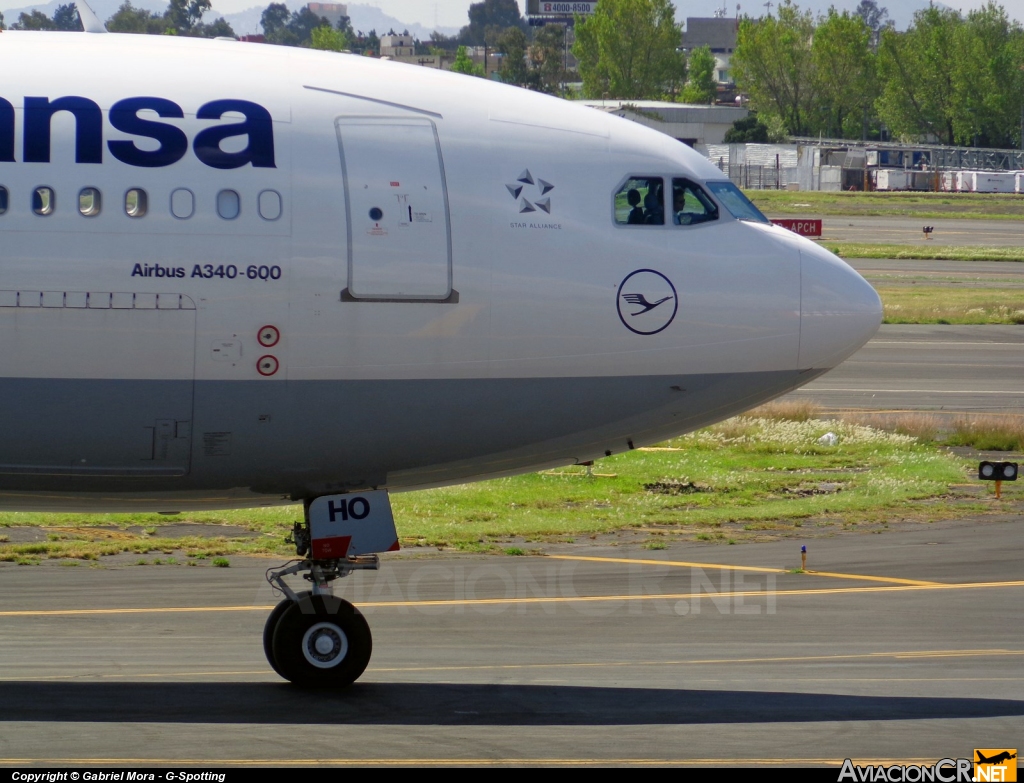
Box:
[979,461,1018,498]
[979,461,1019,481]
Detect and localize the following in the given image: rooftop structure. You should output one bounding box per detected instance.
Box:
[380,34,415,58]
[580,100,748,147]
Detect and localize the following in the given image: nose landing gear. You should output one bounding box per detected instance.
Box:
[263,492,400,687]
[264,524,381,688]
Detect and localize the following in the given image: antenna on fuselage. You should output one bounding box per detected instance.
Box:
[77,0,108,33]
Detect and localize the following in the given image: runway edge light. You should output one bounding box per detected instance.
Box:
[979,461,1018,500]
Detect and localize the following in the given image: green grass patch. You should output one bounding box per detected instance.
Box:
[824,243,1024,262]
[749,190,1024,221]
[0,414,990,559]
[948,416,1024,451]
[212,557,230,568]
[876,285,1024,324]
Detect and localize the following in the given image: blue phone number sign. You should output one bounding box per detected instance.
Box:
[528,0,598,15]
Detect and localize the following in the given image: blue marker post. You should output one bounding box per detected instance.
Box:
[801,545,807,571]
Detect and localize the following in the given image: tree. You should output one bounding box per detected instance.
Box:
[429,31,459,51]
[12,10,58,30]
[166,0,211,34]
[0,11,5,30]
[812,9,875,138]
[261,3,329,47]
[724,114,770,142]
[731,0,816,135]
[359,29,380,55]
[261,3,291,41]
[459,0,524,46]
[855,0,889,48]
[876,6,959,144]
[106,1,165,33]
[289,7,331,45]
[855,0,887,29]
[947,2,1024,148]
[496,27,530,86]
[681,45,717,104]
[572,0,686,99]
[532,23,567,93]
[311,24,348,52]
[53,4,83,31]
[450,45,486,77]
[194,16,234,37]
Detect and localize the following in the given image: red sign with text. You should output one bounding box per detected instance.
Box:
[772,219,823,237]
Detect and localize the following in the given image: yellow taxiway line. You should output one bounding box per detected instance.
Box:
[0,579,1022,617]
[545,554,940,586]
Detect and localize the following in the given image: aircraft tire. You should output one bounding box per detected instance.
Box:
[263,592,310,679]
[272,594,372,688]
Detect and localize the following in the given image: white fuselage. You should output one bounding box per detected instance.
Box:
[0,33,881,511]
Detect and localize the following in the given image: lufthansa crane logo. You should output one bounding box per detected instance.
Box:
[616,269,678,335]
[505,169,554,214]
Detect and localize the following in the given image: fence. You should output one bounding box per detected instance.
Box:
[712,160,800,190]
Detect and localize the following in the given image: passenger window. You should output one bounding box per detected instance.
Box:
[217,189,240,220]
[258,189,282,221]
[33,187,55,216]
[671,178,719,226]
[125,189,148,218]
[79,188,101,217]
[0,186,8,215]
[614,177,664,226]
[170,188,194,220]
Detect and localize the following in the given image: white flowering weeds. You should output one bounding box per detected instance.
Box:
[680,417,918,450]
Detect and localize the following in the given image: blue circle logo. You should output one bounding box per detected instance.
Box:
[616,269,678,335]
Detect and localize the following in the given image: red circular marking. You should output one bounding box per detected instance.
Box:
[257,355,279,376]
[258,325,280,348]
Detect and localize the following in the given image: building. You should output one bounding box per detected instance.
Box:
[682,17,738,85]
[465,46,505,75]
[380,34,415,58]
[306,3,348,28]
[579,101,748,148]
[387,54,446,69]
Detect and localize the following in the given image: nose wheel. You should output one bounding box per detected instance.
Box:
[267,594,372,688]
[264,551,380,687]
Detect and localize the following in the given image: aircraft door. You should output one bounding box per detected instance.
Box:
[336,117,453,300]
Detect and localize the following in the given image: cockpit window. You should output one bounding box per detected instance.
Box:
[614,177,664,226]
[704,180,771,223]
[672,178,718,226]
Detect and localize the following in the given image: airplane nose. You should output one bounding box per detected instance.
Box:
[799,245,882,370]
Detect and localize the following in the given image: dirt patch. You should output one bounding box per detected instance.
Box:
[781,483,845,497]
[644,481,712,495]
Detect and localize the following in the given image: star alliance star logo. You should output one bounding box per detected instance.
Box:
[506,169,554,214]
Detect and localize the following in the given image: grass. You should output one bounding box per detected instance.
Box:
[876,285,1024,324]
[1,404,1015,562]
[832,410,1024,451]
[824,243,1024,262]
[949,416,1024,451]
[748,190,1024,220]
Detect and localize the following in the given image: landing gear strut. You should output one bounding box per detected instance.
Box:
[264,521,380,687]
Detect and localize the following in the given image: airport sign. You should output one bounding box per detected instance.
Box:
[527,0,598,18]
